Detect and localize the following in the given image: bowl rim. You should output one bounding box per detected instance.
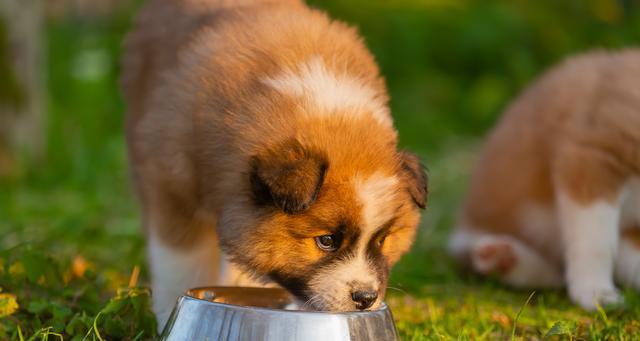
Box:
[183,286,390,316]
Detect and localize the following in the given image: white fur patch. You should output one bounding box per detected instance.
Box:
[306,254,379,311]
[262,57,391,127]
[148,231,220,331]
[557,191,623,310]
[447,227,476,260]
[355,173,399,242]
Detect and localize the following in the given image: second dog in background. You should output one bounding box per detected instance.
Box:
[449,49,640,310]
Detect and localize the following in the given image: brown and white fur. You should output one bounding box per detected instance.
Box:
[120,0,427,329]
[449,49,640,310]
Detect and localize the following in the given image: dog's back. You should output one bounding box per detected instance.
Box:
[120,0,302,124]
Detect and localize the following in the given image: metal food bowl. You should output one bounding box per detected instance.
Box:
[159,286,399,341]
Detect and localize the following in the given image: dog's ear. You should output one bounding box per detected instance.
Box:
[398,151,428,209]
[250,139,328,214]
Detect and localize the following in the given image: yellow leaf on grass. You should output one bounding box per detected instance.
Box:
[491,311,511,328]
[64,256,93,284]
[72,255,89,278]
[9,262,24,276]
[0,293,19,317]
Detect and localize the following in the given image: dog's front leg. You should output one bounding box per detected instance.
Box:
[147,219,221,331]
[558,190,623,310]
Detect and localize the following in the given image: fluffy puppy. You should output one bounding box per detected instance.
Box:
[120,0,427,328]
[449,49,640,310]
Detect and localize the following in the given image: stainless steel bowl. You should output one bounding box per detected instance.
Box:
[159,286,399,341]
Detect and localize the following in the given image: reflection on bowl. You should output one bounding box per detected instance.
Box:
[159,286,399,341]
[187,286,293,309]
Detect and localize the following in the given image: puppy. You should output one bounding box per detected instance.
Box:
[449,49,640,310]
[120,0,427,328]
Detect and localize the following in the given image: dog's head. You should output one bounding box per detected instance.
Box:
[218,137,427,311]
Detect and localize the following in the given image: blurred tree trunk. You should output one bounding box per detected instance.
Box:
[0,0,45,176]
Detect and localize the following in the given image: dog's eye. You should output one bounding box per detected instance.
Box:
[315,234,341,251]
[377,235,387,247]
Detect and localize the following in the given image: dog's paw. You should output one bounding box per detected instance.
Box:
[471,238,517,275]
[568,283,624,311]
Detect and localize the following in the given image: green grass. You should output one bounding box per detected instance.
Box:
[2,0,640,339]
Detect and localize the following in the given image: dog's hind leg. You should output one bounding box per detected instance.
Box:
[449,229,563,288]
[616,180,640,291]
[473,234,563,288]
[615,229,640,291]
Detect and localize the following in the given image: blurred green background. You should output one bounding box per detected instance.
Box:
[1,0,639,339]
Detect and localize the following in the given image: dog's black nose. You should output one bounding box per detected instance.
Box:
[351,290,378,310]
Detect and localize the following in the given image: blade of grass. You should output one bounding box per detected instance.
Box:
[41,328,63,341]
[511,291,536,341]
[93,312,104,341]
[132,330,145,341]
[595,302,609,327]
[82,312,105,341]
